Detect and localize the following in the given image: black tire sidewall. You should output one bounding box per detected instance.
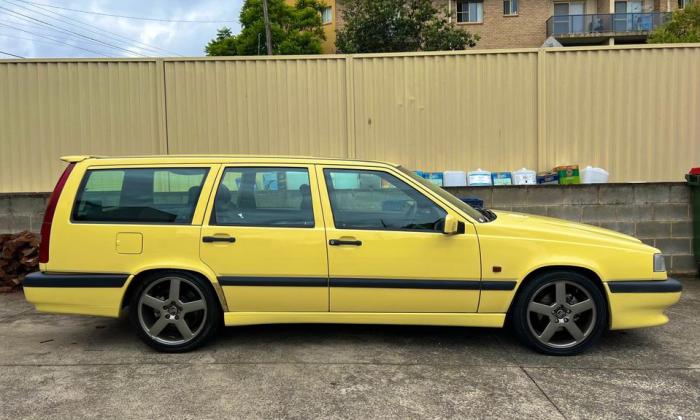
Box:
[512,271,608,356]
[129,271,221,353]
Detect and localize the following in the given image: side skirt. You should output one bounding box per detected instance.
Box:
[224,312,506,328]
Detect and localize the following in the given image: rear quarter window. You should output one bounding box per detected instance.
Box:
[72,167,209,224]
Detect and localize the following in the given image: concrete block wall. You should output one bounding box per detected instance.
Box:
[1,183,697,276]
[446,183,696,276]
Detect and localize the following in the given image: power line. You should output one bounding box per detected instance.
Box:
[0,49,24,57]
[0,22,111,56]
[17,0,237,23]
[0,32,105,56]
[0,5,148,56]
[8,0,183,56]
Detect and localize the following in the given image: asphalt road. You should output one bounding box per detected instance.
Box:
[0,280,698,419]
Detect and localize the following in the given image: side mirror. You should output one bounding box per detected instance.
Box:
[442,214,459,235]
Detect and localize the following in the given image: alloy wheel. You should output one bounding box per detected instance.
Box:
[137,276,208,345]
[526,280,597,349]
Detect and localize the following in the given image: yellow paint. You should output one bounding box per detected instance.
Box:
[224,311,506,328]
[22,155,682,332]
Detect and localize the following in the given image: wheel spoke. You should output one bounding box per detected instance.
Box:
[168,278,181,301]
[181,299,205,314]
[175,319,194,340]
[539,321,559,342]
[528,301,554,316]
[142,295,165,310]
[565,322,585,341]
[570,299,593,315]
[555,281,567,304]
[148,317,169,337]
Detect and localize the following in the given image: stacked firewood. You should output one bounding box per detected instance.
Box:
[0,231,40,292]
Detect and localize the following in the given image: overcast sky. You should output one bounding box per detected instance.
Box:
[0,0,244,58]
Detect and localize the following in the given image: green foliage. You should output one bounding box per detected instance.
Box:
[649,1,700,43]
[205,0,326,56]
[336,0,478,53]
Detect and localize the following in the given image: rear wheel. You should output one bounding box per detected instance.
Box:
[129,271,220,352]
[511,271,607,356]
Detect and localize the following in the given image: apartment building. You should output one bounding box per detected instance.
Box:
[315,0,685,52]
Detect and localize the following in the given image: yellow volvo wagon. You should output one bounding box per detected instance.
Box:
[24,155,682,355]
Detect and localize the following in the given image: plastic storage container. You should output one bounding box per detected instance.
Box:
[425,172,444,187]
[580,166,609,184]
[491,172,513,186]
[467,169,492,186]
[536,171,559,185]
[512,168,537,185]
[443,171,467,187]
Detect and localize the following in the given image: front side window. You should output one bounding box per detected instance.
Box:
[321,6,333,24]
[457,0,484,23]
[324,169,447,232]
[211,167,314,228]
[73,167,208,224]
[504,0,518,15]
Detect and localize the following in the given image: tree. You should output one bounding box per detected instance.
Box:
[336,0,478,53]
[205,0,326,56]
[649,1,700,43]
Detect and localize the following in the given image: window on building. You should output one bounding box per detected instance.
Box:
[73,167,209,224]
[212,167,314,228]
[678,0,691,7]
[321,6,333,24]
[503,0,518,15]
[457,0,484,23]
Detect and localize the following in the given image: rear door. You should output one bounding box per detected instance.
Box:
[317,165,482,313]
[199,164,329,312]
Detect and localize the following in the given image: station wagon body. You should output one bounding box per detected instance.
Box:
[23,155,682,354]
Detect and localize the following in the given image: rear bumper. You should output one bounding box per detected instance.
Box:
[23,272,129,318]
[605,278,682,330]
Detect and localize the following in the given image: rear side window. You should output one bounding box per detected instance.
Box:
[73,167,209,224]
[211,167,314,228]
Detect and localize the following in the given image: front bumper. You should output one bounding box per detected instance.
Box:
[605,277,683,330]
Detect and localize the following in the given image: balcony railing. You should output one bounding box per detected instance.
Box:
[546,12,671,37]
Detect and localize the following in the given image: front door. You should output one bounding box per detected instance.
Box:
[200,165,328,312]
[317,166,482,313]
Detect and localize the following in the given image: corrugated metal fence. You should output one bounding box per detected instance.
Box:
[1,44,699,192]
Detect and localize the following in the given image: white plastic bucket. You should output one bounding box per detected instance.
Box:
[443,171,467,187]
[512,168,537,185]
[580,166,609,184]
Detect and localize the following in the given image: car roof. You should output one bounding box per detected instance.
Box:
[61,154,400,168]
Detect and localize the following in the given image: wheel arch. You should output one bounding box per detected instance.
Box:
[121,266,228,312]
[506,265,610,327]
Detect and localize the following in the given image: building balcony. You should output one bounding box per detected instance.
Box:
[546,12,671,41]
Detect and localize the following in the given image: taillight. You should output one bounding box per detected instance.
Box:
[39,163,75,264]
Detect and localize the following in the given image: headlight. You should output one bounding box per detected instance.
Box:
[654,254,666,272]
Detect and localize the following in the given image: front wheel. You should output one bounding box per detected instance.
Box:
[129,271,221,352]
[511,271,607,356]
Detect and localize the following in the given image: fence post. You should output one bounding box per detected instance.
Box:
[537,48,547,172]
[156,58,169,155]
[344,55,356,159]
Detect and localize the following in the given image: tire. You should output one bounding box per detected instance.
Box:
[129,271,221,353]
[511,271,607,356]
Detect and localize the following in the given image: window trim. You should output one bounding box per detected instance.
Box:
[209,166,316,229]
[322,168,448,234]
[71,166,210,226]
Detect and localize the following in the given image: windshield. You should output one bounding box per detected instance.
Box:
[398,166,487,223]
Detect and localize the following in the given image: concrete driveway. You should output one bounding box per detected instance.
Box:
[0,280,698,419]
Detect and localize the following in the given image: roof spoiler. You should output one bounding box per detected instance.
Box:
[60,155,101,163]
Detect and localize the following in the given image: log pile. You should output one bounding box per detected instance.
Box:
[0,231,40,292]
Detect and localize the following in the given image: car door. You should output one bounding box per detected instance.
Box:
[317,165,481,313]
[199,164,329,312]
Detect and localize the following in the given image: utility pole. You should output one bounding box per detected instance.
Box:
[261,0,273,55]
